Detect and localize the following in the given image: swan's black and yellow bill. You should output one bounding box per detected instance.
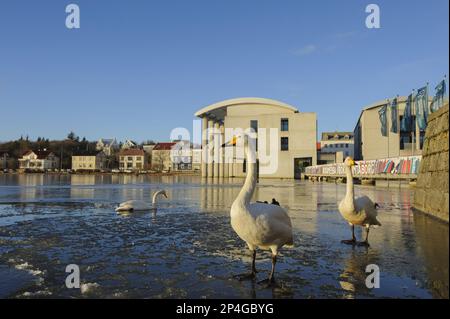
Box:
[222,136,237,147]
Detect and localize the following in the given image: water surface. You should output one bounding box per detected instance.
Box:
[0,174,448,298]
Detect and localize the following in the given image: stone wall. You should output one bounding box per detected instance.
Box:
[414,103,449,223]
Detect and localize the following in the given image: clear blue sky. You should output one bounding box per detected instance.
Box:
[0,0,448,142]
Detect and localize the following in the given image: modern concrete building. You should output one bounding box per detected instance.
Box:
[354,97,433,160]
[195,97,317,179]
[72,151,107,172]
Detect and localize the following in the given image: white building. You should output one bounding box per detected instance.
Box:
[96,138,118,156]
[171,141,202,171]
[195,97,317,179]
[121,139,138,150]
[18,150,59,171]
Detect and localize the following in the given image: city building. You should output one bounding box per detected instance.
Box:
[0,151,9,169]
[151,143,176,172]
[96,138,119,156]
[171,141,202,171]
[195,97,317,179]
[119,149,148,172]
[318,131,354,164]
[18,150,59,171]
[353,97,432,160]
[72,151,107,172]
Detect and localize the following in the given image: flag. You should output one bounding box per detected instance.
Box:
[390,98,398,133]
[415,86,428,131]
[430,80,447,113]
[378,104,388,136]
[400,94,413,132]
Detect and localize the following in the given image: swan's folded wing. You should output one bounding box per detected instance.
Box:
[355,196,381,226]
[248,203,293,245]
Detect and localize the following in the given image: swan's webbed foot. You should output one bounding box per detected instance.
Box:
[233,272,257,281]
[341,239,357,245]
[357,241,370,247]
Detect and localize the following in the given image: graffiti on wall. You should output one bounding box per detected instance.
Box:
[305,156,422,176]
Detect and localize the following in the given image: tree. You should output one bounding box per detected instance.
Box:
[67,131,77,141]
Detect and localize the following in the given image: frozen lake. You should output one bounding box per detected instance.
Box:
[0,174,448,299]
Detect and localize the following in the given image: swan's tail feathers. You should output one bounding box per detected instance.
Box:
[374,203,380,209]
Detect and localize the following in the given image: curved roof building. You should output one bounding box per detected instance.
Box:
[195,97,317,179]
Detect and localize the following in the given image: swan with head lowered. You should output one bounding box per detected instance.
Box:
[338,157,381,246]
[115,190,168,212]
[222,133,293,286]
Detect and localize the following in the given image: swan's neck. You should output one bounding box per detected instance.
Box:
[235,138,257,208]
[345,166,355,206]
[152,191,163,205]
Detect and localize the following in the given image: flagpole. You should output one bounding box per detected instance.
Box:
[387,98,390,160]
[411,89,416,157]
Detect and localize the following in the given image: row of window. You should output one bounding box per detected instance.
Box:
[250,119,289,132]
[323,143,350,148]
[120,156,143,161]
[119,163,143,168]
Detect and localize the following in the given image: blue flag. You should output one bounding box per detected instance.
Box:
[378,104,388,136]
[390,98,398,133]
[400,94,413,132]
[430,80,447,113]
[415,86,428,131]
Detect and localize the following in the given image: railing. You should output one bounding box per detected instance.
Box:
[305,155,422,179]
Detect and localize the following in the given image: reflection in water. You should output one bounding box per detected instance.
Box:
[414,213,449,298]
[0,174,448,298]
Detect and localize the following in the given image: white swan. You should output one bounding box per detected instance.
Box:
[222,134,293,285]
[115,190,168,212]
[338,157,381,246]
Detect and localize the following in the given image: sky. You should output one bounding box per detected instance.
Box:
[0,0,448,142]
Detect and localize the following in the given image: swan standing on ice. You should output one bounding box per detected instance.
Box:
[222,134,293,286]
[115,190,168,212]
[338,157,381,246]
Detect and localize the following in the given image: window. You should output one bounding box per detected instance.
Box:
[127,163,133,168]
[250,120,258,133]
[281,137,289,151]
[120,156,124,161]
[136,156,142,162]
[128,156,133,161]
[281,118,289,131]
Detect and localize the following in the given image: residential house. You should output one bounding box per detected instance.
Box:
[96,138,119,156]
[72,151,107,172]
[18,150,59,172]
[121,139,138,150]
[119,149,148,172]
[171,141,202,171]
[151,143,176,172]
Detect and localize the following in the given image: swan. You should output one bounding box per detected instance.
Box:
[115,190,168,212]
[338,157,381,246]
[222,133,293,286]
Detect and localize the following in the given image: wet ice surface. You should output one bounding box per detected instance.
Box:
[0,174,448,299]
